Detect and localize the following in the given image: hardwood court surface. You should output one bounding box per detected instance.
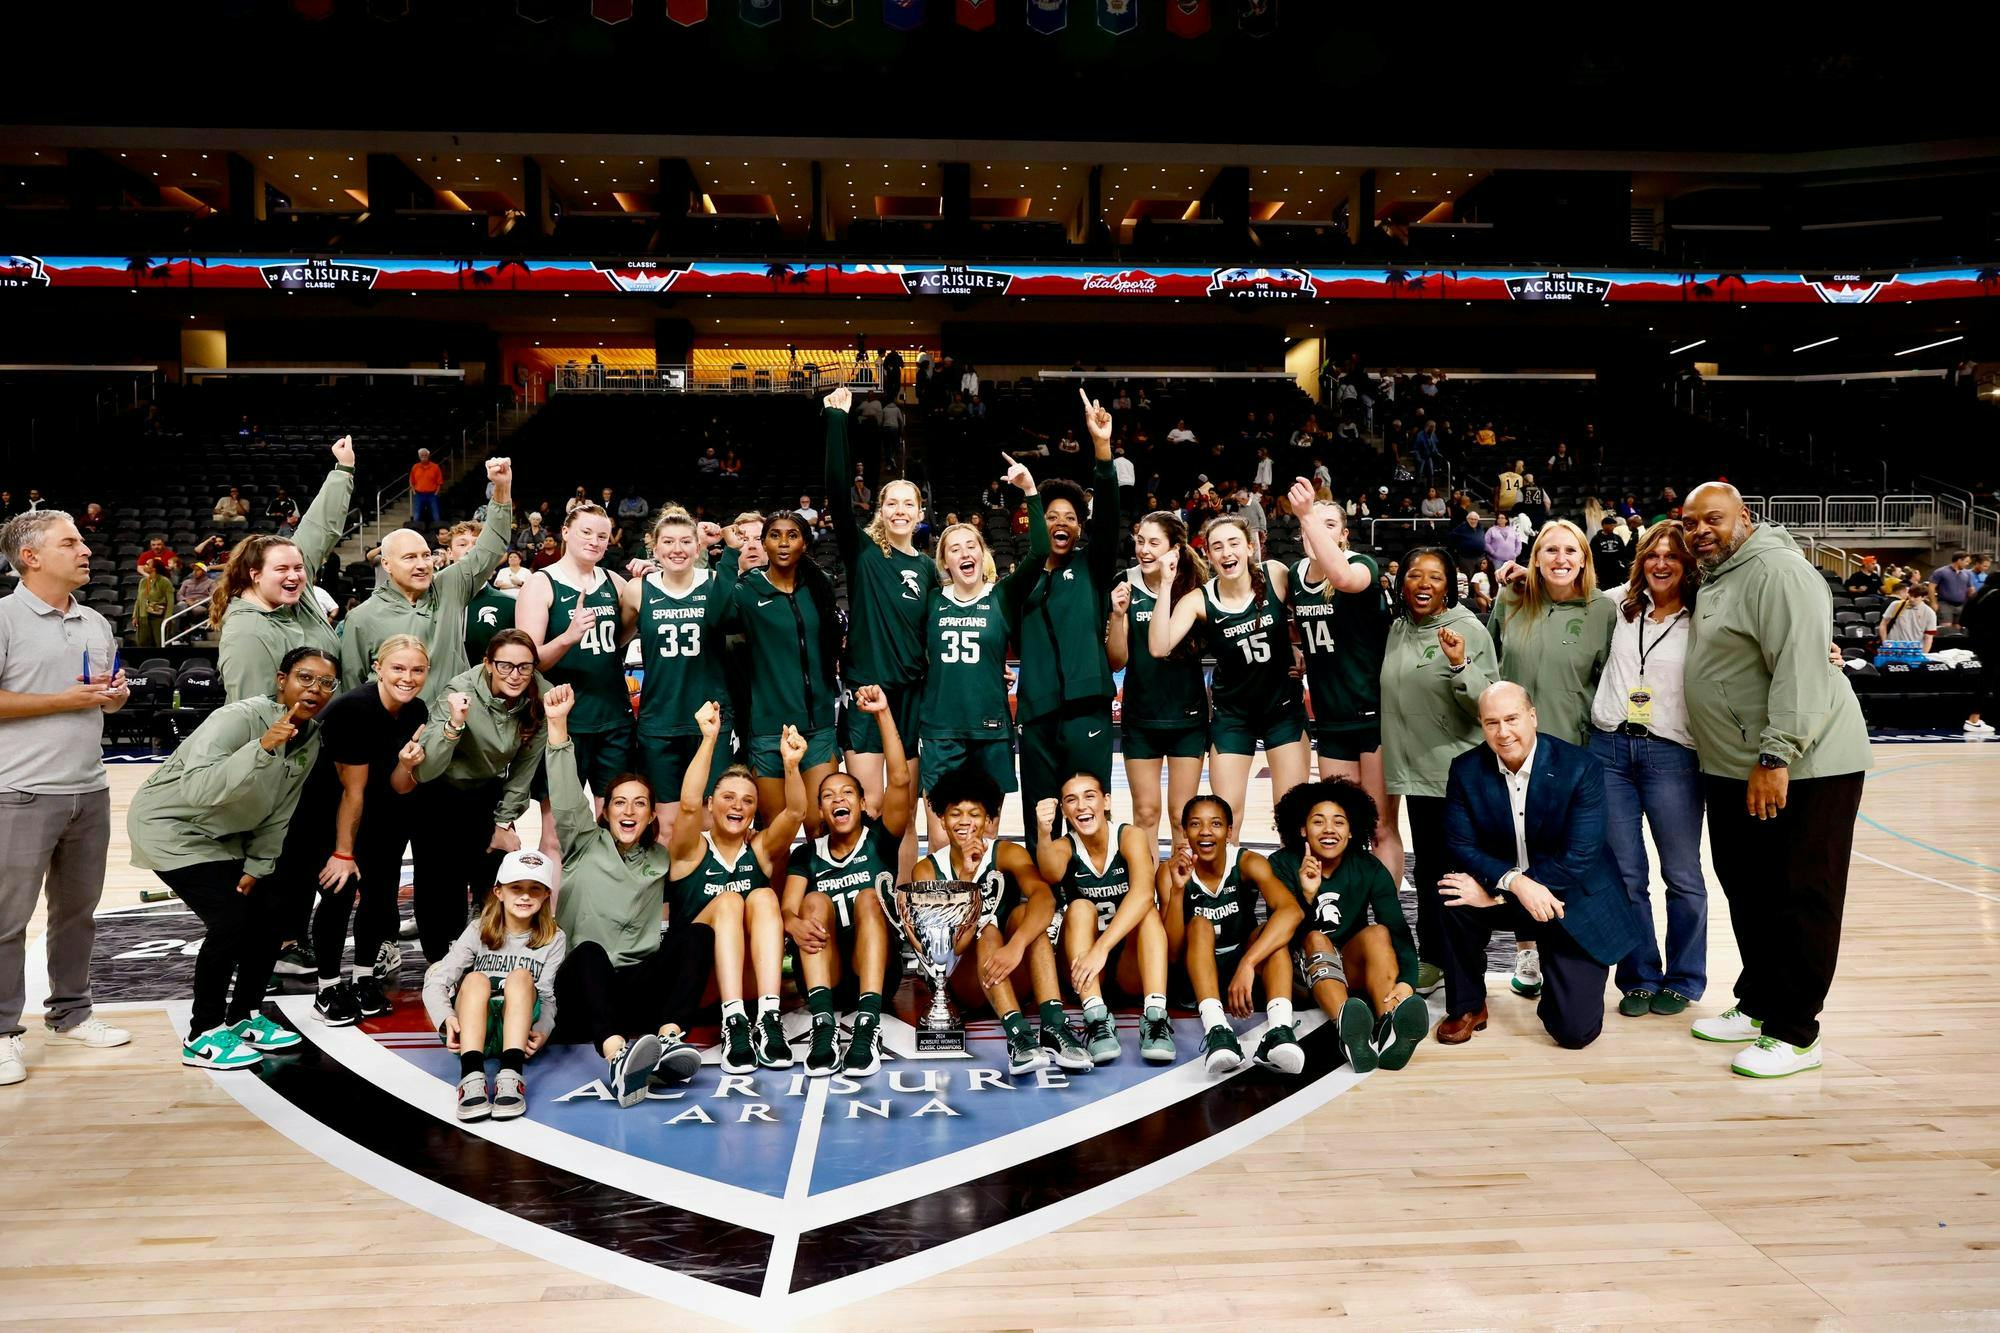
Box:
[5,741,1998,1330]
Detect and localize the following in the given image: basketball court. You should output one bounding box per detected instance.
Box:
[8,737,1997,1330]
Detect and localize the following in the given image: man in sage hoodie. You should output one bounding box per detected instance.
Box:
[341,457,514,699]
[1682,483,1871,1079]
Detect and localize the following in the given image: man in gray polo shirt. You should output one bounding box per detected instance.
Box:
[0,509,133,1087]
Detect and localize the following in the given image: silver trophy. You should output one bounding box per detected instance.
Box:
[892,881,979,1056]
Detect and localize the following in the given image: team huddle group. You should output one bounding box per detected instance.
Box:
[0,383,1872,1122]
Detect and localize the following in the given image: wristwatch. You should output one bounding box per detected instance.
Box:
[1756,753,1786,770]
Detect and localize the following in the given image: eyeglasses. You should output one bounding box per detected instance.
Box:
[490,660,535,678]
[292,673,338,692]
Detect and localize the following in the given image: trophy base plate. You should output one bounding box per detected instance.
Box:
[913,1027,968,1058]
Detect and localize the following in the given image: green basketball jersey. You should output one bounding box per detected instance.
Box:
[1121,573,1209,728]
[917,839,1021,930]
[1181,845,1256,960]
[1289,554,1388,733]
[539,568,628,735]
[796,817,899,939]
[1203,567,1300,718]
[665,833,767,927]
[825,406,934,688]
[732,566,837,736]
[919,584,1014,740]
[1056,823,1134,928]
[463,584,517,669]
[637,570,733,738]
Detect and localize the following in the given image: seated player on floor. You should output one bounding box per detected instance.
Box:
[915,767,1089,1077]
[782,685,913,1078]
[1033,773,1173,1065]
[1268,779,1428,1074]
[1158,795,1306,1075]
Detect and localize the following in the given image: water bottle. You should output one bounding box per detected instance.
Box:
[172,687,181,709]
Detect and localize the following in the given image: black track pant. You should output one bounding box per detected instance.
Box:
[554,931,716,1054]
[409,779,506,963]
[157,860,285,1040]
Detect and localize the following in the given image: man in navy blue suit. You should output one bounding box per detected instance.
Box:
[1435,682,1641,1049]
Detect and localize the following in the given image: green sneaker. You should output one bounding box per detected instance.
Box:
[804,1017,839,1077]
[1650,989,1691,1017]
[181,1024,262,1071]
[1730,1034,1823,1079]
[1414,962,1444,996]
[1138,1011,1175,1064]
[1253,1024,1305,1075]
[1040,1018,1093,1072]
[1005,1024,1047,1076]
[839,1014,883,1076]
[720,1013,756,1073]
[1202,1024,1244,1075]
[1082,1010,1121,1064]
[754,1010,793,1069]
[232,1014,301,1052]
[1338,996,1378,1074]
[1375,994,1429,1071]
[1618,989,1657,1018]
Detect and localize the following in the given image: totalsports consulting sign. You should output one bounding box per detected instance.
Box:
[1503,272,1613,303]
[257,260,382,291]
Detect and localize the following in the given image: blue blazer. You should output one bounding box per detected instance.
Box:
[1443,734,1642,967]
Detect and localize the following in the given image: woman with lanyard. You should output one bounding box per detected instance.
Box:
[406,629,548,962]
[127,647,335,1069]
[1285,480,1404,888]
[1486,518,1614,1002]
[1380,546,1497,991]
[305,635,437,1026]
[916,453,1047,854]
[1107,510,1210,856]
[1148,514,1311,846]
[821,384,934,880]
[1588,520,1709,1021]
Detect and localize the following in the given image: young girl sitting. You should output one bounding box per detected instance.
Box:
[421,848,568,1123]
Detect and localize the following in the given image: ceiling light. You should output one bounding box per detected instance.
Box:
[1894,335,1963,357]
[1667,339,1707,355]
[1792,336,1838,352]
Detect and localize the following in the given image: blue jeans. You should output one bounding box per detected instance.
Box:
[411,491,442,528]
[1589,729,1708,998]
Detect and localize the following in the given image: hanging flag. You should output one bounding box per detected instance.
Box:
[592,0,635,20]
[1025,0,1065,35]
[1164,0,1207,38]
[1096,0,1135,34]
[955,0,993,27]
[1237,0,1276,37]
[740,0,782,25]
[883,0,925,28]
[667,0,709,23]
[813,0,853,23]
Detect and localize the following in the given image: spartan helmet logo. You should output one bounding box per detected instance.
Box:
[478,606,499,626]
[900,568,922,599]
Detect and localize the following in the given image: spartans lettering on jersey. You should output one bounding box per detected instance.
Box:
[1219,612,1275,642]
[551,1064,1076,1121]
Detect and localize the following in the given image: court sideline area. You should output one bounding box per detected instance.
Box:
[3,741,1997,1330]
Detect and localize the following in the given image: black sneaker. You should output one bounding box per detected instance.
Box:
[1202,1023,1244,1075]
[1375,994,1429,1071]
[649,1037,702,1087]
[1005,1024,1047,1076]
[1039,1018,1093,1072]
[313,981,359,1027]
[720,1013,756,1074]
[271,941,317,977]
[1338,996,1378,1074]
[754,1010,793,1069]
[839,1014,883,1076]
[351,974,391,1018]
[1253,1023,1305,1074]
[804,1016,839,1076]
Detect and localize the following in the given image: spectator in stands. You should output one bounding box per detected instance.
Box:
[1112,443,1137,517]
[137,536,178,576]
[881,347,904,401]
[880,398,905,442]
[960,363,979,399]
[177,562,217,610]
[0,508,132,1087]
[1167,419,1198,447]
[1583,494,1608,533]
[1591,516,1630,589]
[530,536,559,570]
[1518,474,1549,528]
[493,551,528,592]
[77,503,106,535]
[1484,513,1524,568]
[0,491,14,522]
[562,487,590,518]
[1468,557,1495,614]
[1623,514,1645,546]
[275,510,301,540]
[130,562,175,648]
[851,470,872,514]
[915,351,931,401]
[795,494,820,529]
[1615,493,1640,521]
[1545,441,1575,476]
[511,511,545,555]
[1970,554,1990,592]
[968,393,986,421]
[265,488,294,521]
[616,491,649,524]
[1495,460,1524,516]
[1931,552,1975,627]
[719,450,745,484]
[410,450,445,530]
[1289,417,1320,452]
[23,489,48,512]
[1475,421,1497,450]
[696,448,721,479]
[1878,582,1937,650]
[1239,484,1268,559]
[1843,556,1883,596]
[1651,486,1679,522]
[1251,447,1275,491]
[1449,511,1486,570]
[1420,487,1449,519]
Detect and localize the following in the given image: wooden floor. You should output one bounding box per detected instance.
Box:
[6,741,1999,1331]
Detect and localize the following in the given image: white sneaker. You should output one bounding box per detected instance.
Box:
[1731,1034,1823,1078]
[44,1017,131,1049]
[0,1034,25,1085]
[1690,1005,1762,1043]
[1965,719,1995,736]
[1510,947,1543,997]
[373,940,402,984]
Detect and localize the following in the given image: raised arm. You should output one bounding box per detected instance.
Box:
[540,686,599,863]
[669,701,725,863]
[823,386,861,569]
[1147,548,1204,659]
[754,725,811,870]
[440,459,513,598]
[294,436,358,572]
[1033,799,1070,886]
[1288,478,1372,594]
[1080,390,1122,596]
[1105,575,1132,671]
[854,685,913,839]
[996,491,1049,625]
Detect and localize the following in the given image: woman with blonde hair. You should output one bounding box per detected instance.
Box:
[1488,516,1616,1000]
[1108,510,1211,854]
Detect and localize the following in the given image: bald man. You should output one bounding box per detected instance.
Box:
[1680,483,1870,1079]
[341,457,514,699]
[1435,683,1640,1049]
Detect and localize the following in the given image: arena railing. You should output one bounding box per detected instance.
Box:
[1742,494,1941,540]
[551,359,892,394]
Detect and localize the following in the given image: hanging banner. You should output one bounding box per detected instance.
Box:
[812,0,853,24]
[591,0,635,19]
[740,0,782,26]
[955,0,993,27]
[1237,0,1275,37]
[667,0,708,24]
[1025,0,1066,35]
[1096,0,1135,34]
[883,0,925,29]
[1164,0,1207,38]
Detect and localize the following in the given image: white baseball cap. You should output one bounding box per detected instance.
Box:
[494,848,557,893]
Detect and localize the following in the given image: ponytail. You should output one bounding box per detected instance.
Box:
[210,534,303,629]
